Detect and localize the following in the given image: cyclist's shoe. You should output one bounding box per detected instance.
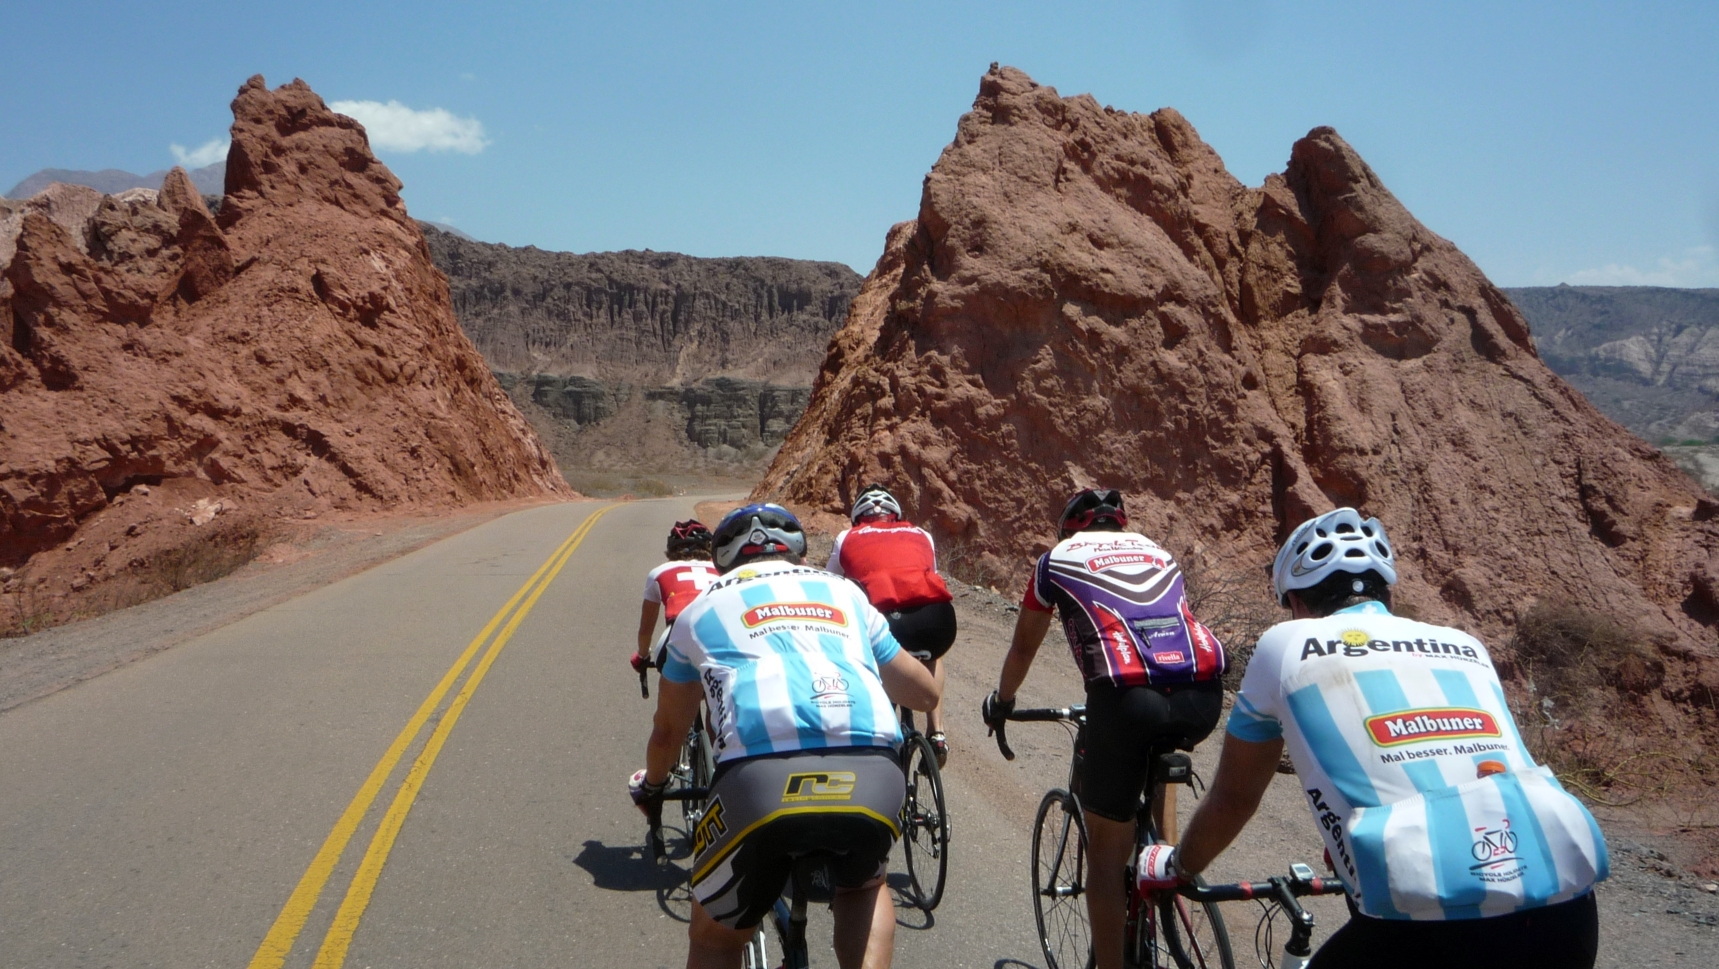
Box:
[928,730,949,768]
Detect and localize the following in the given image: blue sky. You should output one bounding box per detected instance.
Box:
[4,1,1716,286]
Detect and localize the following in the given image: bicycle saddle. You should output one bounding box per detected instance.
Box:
[786,849,848,905]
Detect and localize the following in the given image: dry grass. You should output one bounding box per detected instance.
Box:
[934,534,1012,591]
[1504,600,1691,807]
[1179,546,1281,691]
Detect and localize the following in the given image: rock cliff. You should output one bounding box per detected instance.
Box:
[422,230,859,483]
[0,76,569,628]
[758,65,1719,669]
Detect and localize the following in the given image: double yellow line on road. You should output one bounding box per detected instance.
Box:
[247,504,617,969]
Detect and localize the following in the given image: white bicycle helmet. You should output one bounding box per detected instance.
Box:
[849,484,902,523]
[1271,508,1397,606]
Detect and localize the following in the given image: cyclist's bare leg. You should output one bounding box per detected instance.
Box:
[686,899,750,969]
[920,656,945,736]
[1085,812,1134,969]
[1153,783,1177,843]
[830,876,895,969]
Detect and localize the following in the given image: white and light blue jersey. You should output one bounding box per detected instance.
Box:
[662,559,903,764]
[1230,601,1608,921]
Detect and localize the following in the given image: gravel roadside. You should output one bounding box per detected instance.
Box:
[0,498,574,713]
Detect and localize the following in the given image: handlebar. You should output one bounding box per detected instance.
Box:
[991,704,1086,761]
[1177,874,1346,904]
[638,660,650,698]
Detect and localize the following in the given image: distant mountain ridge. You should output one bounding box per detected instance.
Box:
[1504,285,1719,442]
[5,162,226,200]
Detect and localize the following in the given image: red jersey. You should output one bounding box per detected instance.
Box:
[826,521,953,612]
[643,560,720,623]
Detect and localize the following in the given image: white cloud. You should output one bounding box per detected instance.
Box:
[169,137,230,168]
[329,99,489,154]
[1565,246,1719,287]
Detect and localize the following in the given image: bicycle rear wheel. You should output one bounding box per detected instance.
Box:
[1031,789,1093,969]
[1156,885,1234,969]
[901,731,950,911]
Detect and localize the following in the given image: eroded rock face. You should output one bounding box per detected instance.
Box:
[0,76,570,607]
[757,65,1719,657]
[423,230,859,475]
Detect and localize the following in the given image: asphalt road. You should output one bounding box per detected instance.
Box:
[0,499,1054,969]
[3,497,1701,968]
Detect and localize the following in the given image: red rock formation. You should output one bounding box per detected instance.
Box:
[1,76,570,617]
[758,65,1719,662]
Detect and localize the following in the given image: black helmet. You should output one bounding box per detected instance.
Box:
[666,519,712,558]
[1058,488,1128,539]
[711,503,808,572]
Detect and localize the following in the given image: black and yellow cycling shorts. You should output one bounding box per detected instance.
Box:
[688,746,903,930]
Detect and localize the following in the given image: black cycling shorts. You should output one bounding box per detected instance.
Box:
[884,600,957,661]
[1311,891,1597,969]
[1079,678,1222,823]
[689,747,903,930]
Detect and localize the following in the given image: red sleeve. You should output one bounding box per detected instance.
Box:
[1021,568,1054,613]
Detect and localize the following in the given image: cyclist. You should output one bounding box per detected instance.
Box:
[631,519,719,677]
[630,502,940,969]
[827,484,958,764]
[1141,508,1609,969]
[982,487,1227,969]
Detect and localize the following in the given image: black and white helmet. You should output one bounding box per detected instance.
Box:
[849,484,902,523]
[1271,508,1397,606]
[712,502,808,572]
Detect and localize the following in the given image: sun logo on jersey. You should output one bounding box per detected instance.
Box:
[1341,629,1369,648]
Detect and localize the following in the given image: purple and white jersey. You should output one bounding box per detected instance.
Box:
[1022,531,1225,687]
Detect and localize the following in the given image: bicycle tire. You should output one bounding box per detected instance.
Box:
[1031,788,1093,969]
[740,924,769,969]
[901,731,950,911]
[1154,885,1234,969]
[680,722,712,831]
[771,896,808,969]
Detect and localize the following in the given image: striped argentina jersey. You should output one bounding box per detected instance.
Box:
[1228,601,1608,921]
[662,559,903,764]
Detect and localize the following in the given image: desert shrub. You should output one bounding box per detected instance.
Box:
[1506,600,1674,803]
[934,534,1012,591]
[632,477,673,498]
[149,520,267,594]
[1179,546,1281,691]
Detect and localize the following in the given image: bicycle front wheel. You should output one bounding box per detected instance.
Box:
[1156,883,1234,969]
[740,924,769,969]
[901,731,950,911]
[1031,789,1092,969]
[678,723,712,830]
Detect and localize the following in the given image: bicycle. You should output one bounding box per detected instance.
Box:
[993,703,1234,969]
[638,654,714,859]
[895,704,950,911]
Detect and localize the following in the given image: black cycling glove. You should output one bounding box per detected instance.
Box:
[981,690,1015,736]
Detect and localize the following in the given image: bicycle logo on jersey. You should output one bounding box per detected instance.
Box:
[812,674,849,697]
[1470,820,1519,867]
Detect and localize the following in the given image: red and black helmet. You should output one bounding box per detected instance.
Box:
[666,519,713,558]
[1058,488,1128,539]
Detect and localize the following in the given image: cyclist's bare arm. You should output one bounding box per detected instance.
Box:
[644,678,701,784]
[636,600,660,658]
[997,608,1054,699]
[1176,732,1284,875]
[880,648,940,712]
